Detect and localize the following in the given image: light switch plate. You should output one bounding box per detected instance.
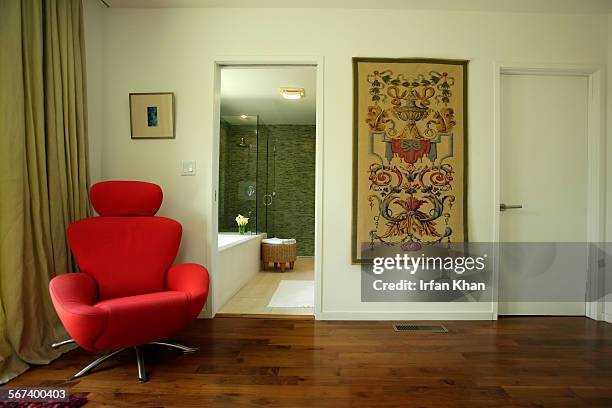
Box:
[181,160,196,176]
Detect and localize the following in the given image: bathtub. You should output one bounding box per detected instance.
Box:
[217,233,265,310]
[218,233,259,250]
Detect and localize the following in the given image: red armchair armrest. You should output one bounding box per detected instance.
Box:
[165,263,209,321]
[49,273,108,351]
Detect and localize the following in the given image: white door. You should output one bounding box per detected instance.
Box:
[499,73,588,316]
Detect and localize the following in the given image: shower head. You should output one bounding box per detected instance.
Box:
[237,137,249,148]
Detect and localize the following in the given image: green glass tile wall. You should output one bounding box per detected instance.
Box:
[266,125,316,256]
[219,122,315,256]
[219,121,258,234]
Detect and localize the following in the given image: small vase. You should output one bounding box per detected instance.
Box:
[238,225,246,235]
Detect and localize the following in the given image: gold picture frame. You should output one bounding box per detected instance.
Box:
[129,92,175,139]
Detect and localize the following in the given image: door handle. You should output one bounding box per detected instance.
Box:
[500,203,523,211]
[263,194,273,206]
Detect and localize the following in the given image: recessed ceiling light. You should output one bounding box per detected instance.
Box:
[280,87,305,100]
[240,114,248,119]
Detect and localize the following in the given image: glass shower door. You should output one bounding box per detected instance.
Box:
[265,129,276,238]
[257,122,276,237]
[218,115,258,234]
[218,115,278,237]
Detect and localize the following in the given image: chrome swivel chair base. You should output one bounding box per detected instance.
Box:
[54,339,197,383]
[149,341,198,354]
[66,348,127,381]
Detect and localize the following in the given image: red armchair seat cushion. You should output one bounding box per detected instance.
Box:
[93,291,190,351]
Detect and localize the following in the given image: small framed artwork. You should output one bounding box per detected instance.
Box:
[129,92,175,139]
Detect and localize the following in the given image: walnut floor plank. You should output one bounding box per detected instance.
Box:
[2,317,612,407]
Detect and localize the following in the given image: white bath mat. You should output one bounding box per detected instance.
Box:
[268,280,314,308]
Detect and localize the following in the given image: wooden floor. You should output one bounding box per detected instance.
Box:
[5,317,612,407]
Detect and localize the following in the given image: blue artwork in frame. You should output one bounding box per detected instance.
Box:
[147,106,158,127]
[129,92,175,139]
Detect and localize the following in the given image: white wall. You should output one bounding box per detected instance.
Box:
[83,0,105,185]
[84,2,609,319]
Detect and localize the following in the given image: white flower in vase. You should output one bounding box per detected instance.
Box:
[235,214,249,234]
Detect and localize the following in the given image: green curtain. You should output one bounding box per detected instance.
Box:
[0,0,90,383]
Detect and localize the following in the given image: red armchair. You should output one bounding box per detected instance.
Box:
[49,181,209,382]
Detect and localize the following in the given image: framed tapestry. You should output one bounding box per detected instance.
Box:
[129,92,175,139]
[352,58,468,263]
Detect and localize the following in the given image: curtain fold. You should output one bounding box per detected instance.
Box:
[0,0,90,383]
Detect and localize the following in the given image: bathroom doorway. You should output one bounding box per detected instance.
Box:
[211,62,321,318]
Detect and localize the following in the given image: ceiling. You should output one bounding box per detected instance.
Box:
[220,66,316,125]
[103,0,612,14]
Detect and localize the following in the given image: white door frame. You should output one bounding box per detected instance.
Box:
[207,56,325,319]
[492,62,605,320]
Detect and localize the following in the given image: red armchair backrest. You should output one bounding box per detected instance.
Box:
[67,181,182,301]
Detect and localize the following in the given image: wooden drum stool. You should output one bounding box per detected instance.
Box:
[261,239,297,272]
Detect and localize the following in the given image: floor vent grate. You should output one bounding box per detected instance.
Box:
[393,324,448,333]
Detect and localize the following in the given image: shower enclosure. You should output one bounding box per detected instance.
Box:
[218,115,276,236]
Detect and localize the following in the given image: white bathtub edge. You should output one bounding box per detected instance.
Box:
[218,233,265,252]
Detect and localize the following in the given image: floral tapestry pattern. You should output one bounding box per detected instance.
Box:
[352,58,468,263]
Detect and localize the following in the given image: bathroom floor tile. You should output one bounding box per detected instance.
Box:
[218,257,314,316]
